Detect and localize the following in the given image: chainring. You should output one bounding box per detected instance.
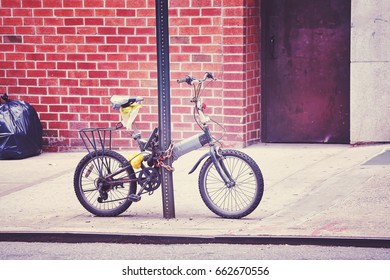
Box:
[137,167,161,192]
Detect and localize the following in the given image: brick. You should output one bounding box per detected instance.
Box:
[87,54,106,61]
[224,54,245,62]
[106,0,126,7]
[0,27,14,34]
[223,7,245,17]
[54,9,74,17]
[179,27,199,35]
[101,79,119,87]
[37,62,56,69]
[39,113,59,121]
[57,43,78,53]
[18,78,37,86]
[68,70,87,78]
[6,70,26,77]
[98,62,117,70]
[105,18,125,26]
[49,121,69,129]
[126,0,146,8]
[65,36,84,44]
[223,0,244,6]
[223,17,244,26]
[118,27,135,35]
[60,79,78,87]
[84,0,104,7]
[89,71,108,78]
[16,44,34,52]
[191,0,212,7]
[107,53,127,61]
[107,36,126,44]
[126,37,147,45]
[81,97,101,104]
[64,0,83,7]
[77,45,97,53]
[27,70,46,77]
[0,44,14,52]
[42,0,62,7]
[86,36,105,44]
[223,36,244,45]
[201,8,221,16]
[48,70,66,77]
[97,26,117,35]
[58,62,76,69]
[96,9,115,17]
[39,78,58,86]
[136,27,155,35]
[48,87,68,96]
[24,17,44,25]
[4,17,23,26]
[6,53,25,61]
[65,18,84,26]
[117,9,136,17]
[75,9,94,17]
[47,53,65,61]
[170,18,190,26]
[201,26,222,35]
[170,36,190,44]
[36,27,56,34]
[192,54,211,62]
[180,9,200,17]
[171,54,190,62]
[22,0,42,8]
[69,87,88,95]
[191,36,212,44]
[85,18,104,25]
[170,0,189,7]
[1,0,21,7]
[76,26,96,35]
[181,45,201,53]
[24,36,43,44]
[57,27,76,34]
[44,36,63,44]
[109,70,128,78]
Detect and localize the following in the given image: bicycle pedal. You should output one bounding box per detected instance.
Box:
[129,194,141,202]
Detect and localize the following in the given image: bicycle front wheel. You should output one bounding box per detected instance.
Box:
[198,149,264,219]
[74,150,137,217]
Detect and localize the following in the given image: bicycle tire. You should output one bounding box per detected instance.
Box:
[198,149,264,219]
[73,150,137,217]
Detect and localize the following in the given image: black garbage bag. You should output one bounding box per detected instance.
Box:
[0,94,43,159]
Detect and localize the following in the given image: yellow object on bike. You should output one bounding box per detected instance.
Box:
[129,153,143,169]
[120,103,142,130]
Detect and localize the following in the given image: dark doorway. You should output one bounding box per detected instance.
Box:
[262,0,351,143]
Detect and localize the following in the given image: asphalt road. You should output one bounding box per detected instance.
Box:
[1,242,390,260]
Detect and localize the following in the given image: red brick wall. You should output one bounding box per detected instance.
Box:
[0,0,261,151]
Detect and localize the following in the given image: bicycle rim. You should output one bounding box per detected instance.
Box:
[75,151,135,216]
[200,151,263,218]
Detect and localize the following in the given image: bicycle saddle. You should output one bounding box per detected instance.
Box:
[110,95,144,110]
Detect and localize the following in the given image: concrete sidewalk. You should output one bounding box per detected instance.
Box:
[0,143,389,242]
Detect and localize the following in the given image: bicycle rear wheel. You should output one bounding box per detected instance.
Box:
[74,150,137,217]
[198,149,264,219]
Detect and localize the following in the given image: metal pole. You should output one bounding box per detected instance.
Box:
[155,0,175,218]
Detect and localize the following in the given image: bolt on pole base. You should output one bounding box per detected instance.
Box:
[155,0,175,219]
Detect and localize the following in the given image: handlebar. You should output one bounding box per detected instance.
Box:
[177,72,217,85]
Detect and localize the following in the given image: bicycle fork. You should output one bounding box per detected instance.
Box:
[187,145,236,188]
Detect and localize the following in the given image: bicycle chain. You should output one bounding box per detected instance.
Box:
[157,143,175,172]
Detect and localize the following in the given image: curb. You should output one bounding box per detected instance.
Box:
[1,232,390,248]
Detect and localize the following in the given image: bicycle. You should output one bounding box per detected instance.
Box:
[73,72,264,219]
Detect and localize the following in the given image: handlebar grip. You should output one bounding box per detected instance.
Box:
[177,75,193,85]
[205,72,216,80]
[177,77,187,83]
